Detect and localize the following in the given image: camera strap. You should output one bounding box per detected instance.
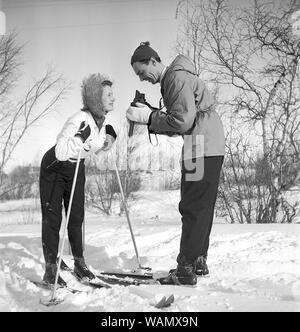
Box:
[148,130,158,146]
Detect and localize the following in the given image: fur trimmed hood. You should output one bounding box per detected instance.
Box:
[81,73,112,127]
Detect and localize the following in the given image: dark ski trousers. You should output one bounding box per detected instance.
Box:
[39,146,85,265]
[178,156,224,264]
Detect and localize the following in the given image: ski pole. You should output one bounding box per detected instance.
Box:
[114,161,151,272]
[51,149,82,304]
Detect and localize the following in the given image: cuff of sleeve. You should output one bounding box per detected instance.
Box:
[105,125,117,139]
[74,133,84,143]
[147,111,156,133]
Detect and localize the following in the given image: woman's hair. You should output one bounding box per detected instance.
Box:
[81,73,113,116]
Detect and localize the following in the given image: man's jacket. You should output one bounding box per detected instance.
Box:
[149,55,225,159]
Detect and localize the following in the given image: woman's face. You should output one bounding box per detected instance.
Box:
[101,85,115,114]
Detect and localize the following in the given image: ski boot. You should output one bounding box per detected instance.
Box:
[43,262,67,287]
[159,256,197,286]
[74,257,95,281]
[195,255,209,276]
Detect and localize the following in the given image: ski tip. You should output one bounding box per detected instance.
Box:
[154,294,175,309]
[155,296,167,309]
[166,294,175,304]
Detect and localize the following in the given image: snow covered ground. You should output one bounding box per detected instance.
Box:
[0,191,299,312]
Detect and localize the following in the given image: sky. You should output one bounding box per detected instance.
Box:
[2,0,180,172]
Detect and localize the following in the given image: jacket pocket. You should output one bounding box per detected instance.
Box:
[42,145,62,173]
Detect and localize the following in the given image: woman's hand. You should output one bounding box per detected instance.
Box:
[101,125,117,151]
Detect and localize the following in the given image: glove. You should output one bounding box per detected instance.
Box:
[126,102,152,124]
[75,121,91,143]
[102,134,115,151]
[101,125,117,151]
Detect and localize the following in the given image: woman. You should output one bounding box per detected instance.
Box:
[39,73,117,286]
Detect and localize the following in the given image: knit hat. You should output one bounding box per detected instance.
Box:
[130,41,160,65]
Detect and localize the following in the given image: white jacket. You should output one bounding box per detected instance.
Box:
[55,111,109,161]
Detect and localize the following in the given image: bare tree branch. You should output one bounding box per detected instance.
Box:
[0,32,70,193]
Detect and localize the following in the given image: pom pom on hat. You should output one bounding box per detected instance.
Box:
[130,41,160,65]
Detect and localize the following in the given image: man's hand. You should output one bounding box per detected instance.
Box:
[75,121,91,143]
[126,102,152,124]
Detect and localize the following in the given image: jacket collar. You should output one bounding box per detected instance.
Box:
[159,66,167,84]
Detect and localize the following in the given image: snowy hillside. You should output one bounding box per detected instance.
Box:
[0,191,299,312]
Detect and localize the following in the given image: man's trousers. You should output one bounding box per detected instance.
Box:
[178,156,224,264]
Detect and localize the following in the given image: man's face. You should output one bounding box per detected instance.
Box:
[132,59,159,84]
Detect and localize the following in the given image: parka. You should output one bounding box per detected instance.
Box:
[149,55,225,160]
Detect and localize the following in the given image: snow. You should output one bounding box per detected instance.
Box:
[0,191,299,312]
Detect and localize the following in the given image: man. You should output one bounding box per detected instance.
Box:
[126,41,225,285]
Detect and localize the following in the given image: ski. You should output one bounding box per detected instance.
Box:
[56,260,175,308]
[77,277,112,289]
[31,277,110,307]
[59,257,153,280]
[99,271,153,280]
[95,273,156,286]
[70,271,112,289]
[57,258,112,289]
[34,259,176,309]
[59,259,153,285]
[29,279,82,294]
